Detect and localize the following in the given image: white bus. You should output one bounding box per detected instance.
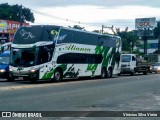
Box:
[9,25,121,82]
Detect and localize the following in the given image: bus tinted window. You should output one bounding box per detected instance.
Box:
[10,48,36,67]
[14,26,60,44]
[98,36,116,47]
[58,29,99,45]
[37,44,55,64]
[57,53,103,64]
[58,28,117,48]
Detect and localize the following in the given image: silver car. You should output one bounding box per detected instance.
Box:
[151,62,160,73]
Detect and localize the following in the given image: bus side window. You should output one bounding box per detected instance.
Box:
[57,53,102,64]
[116,38,120,48]
[58,29,73,44]
[37,47,47,64]
[37,44,54,64]
[98,38,104,46]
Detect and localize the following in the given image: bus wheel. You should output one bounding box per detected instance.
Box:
[30,78,37,83]
[101,68,107,79]
[118,73,121,76]
[107,68,112,78]
[54,69,63,82]
[143,71,148,75]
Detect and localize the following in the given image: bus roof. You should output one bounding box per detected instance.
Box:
[25,25,120,38]
[62,26,120,38]
[13,25,121,45]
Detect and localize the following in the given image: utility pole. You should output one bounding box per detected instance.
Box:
[130,42,132,54]
[158,35,160,54]
[158,21,160,54]
[101,25,104,34]
[143,28,148,55]
[101,25,114,34]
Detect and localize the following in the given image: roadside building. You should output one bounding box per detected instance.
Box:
[139,39,159,54]
[0,19,29,44]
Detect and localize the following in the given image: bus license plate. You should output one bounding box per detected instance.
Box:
[18,77,23,80]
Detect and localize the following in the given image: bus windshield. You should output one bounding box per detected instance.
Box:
[13,26,60,44]
[10,44,55,67]
[10,48,36,67]
[121,55,131,62]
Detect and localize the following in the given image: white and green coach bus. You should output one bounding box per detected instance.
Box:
[9,25,121,82]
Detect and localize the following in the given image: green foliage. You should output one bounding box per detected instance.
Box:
[132,48,144,56]
[0,3,35,23]
[118,31,139,52]
[69,25,85,30]
[92,30,101,33]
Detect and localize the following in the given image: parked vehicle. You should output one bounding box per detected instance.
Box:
[150,62,160,73]
[0,42,12,53]
[0,50,12,81]
[120,54,151,76]
[120,54,137,76]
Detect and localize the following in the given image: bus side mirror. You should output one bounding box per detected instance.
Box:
[1,46,4,53]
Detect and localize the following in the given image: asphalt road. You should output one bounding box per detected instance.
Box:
[0,73,160,120]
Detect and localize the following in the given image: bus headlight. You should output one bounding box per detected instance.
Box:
[157,67,160,70]
[9,68,13,72]
[0,69,6,73]
[30,68,36,73]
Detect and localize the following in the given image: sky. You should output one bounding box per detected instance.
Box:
[1,0,160,32]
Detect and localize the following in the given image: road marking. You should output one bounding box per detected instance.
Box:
[0,74,158,91]
[0,83,63,91]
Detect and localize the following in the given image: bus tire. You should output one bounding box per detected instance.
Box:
[118,73,121,76]
[101,67,107,79]
[54,68,63,82]
[107,68,112,78]
[143,71,148,75]
[30,78,37,83]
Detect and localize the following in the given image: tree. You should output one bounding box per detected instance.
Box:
[69,25,85,30]
[0,3,35,23]
[92,30,101,33]
[118,30,139,52]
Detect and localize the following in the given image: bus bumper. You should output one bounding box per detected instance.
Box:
[9,70,39,80]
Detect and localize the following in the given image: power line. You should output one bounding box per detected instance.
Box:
[31,9,116,29]
[31,9,135,31]
[31,9,84,25]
